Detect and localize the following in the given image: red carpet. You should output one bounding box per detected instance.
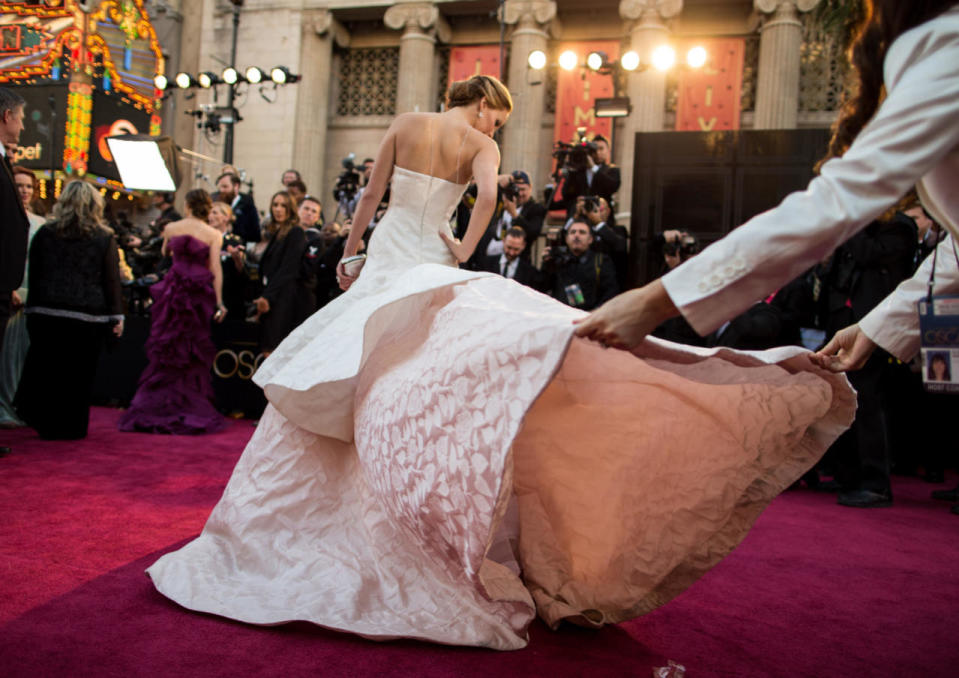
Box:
[1,408,957,677]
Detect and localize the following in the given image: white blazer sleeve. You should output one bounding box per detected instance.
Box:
[660,17,959,337]
[859,235,959,361]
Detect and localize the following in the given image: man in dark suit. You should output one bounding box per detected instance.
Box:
[470,170,546,270]
[542,221,618,311]
[216,172,260,244]
[480,226,539,288]
[0,87,28,457]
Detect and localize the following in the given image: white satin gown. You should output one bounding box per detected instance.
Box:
[147,164,856,650]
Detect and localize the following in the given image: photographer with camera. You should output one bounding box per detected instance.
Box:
[549,133,621,220]
[469,170,545,269]
[541,221,618,311]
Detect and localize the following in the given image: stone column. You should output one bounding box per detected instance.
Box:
[500,0,558,185]
[170,0,202,202]
[384,1,450,114]
[617,0,682,221]
[292,9,349,195]
[753,0,821,129]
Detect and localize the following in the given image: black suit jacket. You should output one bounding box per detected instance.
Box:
[232,193,261,244]
[0,154,29,292]
[480,254,540,288]
[552,163,621,216]
[512,199,546,242]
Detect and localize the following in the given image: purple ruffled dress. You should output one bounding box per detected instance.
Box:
[119,235,227,434]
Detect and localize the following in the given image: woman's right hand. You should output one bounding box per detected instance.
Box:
[113,317,124,338]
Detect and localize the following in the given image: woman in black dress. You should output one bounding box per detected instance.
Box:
[253,191,314,354]
[15,180,123,439]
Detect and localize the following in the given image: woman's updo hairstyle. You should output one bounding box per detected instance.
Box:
[446,74,513,113]
[185,188,213,220]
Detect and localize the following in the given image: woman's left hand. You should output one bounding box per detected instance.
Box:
[214,305,227,323]
[113,317,124,338]
[573,280,678,351]
[438,231,467,263]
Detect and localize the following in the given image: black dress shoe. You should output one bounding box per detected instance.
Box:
[837,489,893,508]
[815,479,843,493]
[933,485,959,502]
[0,446,10,458]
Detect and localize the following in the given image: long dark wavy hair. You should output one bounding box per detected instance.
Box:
[822,0,958,165]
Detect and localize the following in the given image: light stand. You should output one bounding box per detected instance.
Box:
[224,0,243,164]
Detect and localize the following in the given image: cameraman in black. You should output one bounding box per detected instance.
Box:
[551,134,621,220]
[541,221,618,311]
[468,170,544,269]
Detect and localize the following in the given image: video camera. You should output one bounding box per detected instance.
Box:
[543,226,576,272]
[333,153,363,206]
[553,128,598,174]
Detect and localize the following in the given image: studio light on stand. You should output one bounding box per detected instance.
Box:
[197,71,220,89]
[221,67,241,85]
[244,67,264,85]
[270,66,300,85]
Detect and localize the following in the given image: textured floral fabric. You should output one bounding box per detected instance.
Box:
[147,167,855,650]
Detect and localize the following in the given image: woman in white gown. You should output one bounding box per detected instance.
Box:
[147,75,854,650]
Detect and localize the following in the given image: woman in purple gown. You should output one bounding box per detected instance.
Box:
[119,190,227,434]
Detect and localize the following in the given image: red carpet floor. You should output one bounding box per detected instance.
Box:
[1,408,957,677]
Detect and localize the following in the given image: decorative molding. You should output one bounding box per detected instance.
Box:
[314,9,350,48]
[618,0,683,22]
[754,0,821,15]
[501,0,560,38]
[384,2,451,43]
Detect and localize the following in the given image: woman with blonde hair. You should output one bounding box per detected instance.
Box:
[14,180,123,439]
[148,75,851,648]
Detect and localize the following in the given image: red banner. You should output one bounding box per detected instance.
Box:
[448,46,501,89]
[675,39,745,132]
[553,41,619,154]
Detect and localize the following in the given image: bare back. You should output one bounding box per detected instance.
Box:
[162,217,222,265]
[392,112,487,185]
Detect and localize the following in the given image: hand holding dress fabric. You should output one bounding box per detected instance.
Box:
[573,279,678,350]
[813,323,878,372]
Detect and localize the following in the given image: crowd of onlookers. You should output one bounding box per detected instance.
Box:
[0,81,955,513]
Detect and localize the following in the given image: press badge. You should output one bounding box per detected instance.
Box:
[918,295,959,393]
[564,283,585,307]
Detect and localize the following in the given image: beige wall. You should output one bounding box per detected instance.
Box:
[162,0,831,223]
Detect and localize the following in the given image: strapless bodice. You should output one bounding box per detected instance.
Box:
[361,166,467,276]
[167,234,212,268]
